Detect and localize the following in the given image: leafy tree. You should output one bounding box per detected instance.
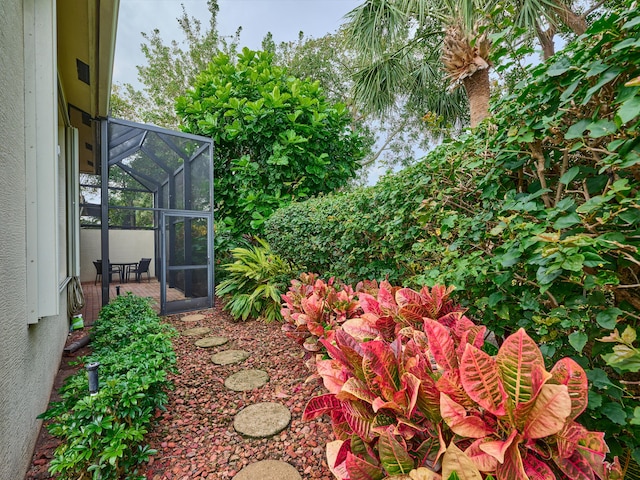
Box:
[176,48,366,241]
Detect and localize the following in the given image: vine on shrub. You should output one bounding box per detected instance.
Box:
[39,295,176,480]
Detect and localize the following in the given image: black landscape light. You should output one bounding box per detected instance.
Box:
[86,362,100,396]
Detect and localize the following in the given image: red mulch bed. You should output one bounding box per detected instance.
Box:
[25,302,335,479]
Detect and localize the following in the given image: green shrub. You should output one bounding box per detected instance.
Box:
[266,0,640,463]
[215,238,293,322]
[39,294,176,479]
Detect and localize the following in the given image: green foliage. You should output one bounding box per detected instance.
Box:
[176,48,365,242]
[268,1,640,465]
[39,295,176,479]
[215,238,293,322]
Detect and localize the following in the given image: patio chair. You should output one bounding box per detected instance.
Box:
[93,260,122,285]
[128,258,152,283]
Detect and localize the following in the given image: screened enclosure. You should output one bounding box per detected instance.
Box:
[97,117,214,315]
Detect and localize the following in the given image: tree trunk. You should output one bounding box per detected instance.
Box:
[462,68,490,128]
[536,25,557,60]
[554,3,587,35]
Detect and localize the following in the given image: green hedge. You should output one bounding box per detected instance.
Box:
[265,1,640,464]
[39,294,177,479]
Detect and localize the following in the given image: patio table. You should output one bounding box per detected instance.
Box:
[110,262,139,283]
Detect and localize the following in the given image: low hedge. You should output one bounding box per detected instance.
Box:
[39,294,176,480]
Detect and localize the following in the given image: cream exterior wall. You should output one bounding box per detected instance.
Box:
[0,0,70,477]
[80,229,156,283]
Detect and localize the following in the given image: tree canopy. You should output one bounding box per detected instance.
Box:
[175,48,366,240]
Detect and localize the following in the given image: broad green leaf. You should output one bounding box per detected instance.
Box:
[559,166,581,185]
[562,254,585,272]
[596,307,622,329]
[460,344,507,416]
[616,96,640,124]
[523,384,571,439]
[565,119,591,140]
[586,119,617,138]
[601,402,627,424]
[554,213,581,229]
[442,442,483,480]
[547,57,571,77]
[568,332,588,354]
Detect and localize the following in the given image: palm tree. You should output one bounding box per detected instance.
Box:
[345,0,597,128]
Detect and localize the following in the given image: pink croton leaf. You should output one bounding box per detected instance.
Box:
[460,343,508,416]
[523,383,572,439]
[342,400,375,442]
[479,429,518,464]
[441,442,483,480]
[399,304,430,327]
[440,393,495,438]
[359,292,382,316]
[339,377,377,405]
[574,430,610,480]
[396,287,423,307]
[343,316,381,342]
[377,282,398,313]
[316,358,349,394]
[550,357,588,420]
[465,439,499,472]
[400,372,422,418]
[554,451,597,480]
[303,393,343,421]
[496,328,546,409]
[495,442,528,480]
[331,409,353,440]
[436,371,472,408]
[424,319,458,373]
[457,325,487,357]
[326,440,350,480]
[555,420,588,459]
[346,451,385,480]
[361,340,401,391]
[522,454,556,480]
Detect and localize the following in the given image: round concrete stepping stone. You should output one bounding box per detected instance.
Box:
[211,349,249,365]
[233,460,301,480]
[234,402,291,438]
[225,369,269,391]
[195,336,229,348]
[181,313,206,322]
[182,327,211,337]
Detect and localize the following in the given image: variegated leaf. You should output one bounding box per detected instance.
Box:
[424,319,458,372]
[496,328,545,408]
[343,400,375,442]
[343,316,382,342]
[440,393,494,438]
[478,429,518,464]
[550,357,588,419]
[340,377,378,405]
[574,431,609,480]
[378,429,415,476]
[326,440,350,480]
[522,454,556,480]
[346,451,386,480]
[396,287,423,307]
[303,393,342,421]
[408,467,442,480]
[360,292,383,316]
[362,340,401,390]
[495,443,528,480]
[441,442,483,480]
[555,420,588,459]
[523,384,571,439]
[460,343,507,416]
[464,439,499,472]
[554,451,597,480]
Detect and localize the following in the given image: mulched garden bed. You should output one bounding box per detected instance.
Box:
[25,302,335,479]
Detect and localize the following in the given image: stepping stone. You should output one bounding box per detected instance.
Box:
[211,349,249,365]
[181,313,206,322]
[225,369,269,391]
[234,402,291,438]
[233,460,301,480]
[195,336,229,348]
[182,327,211,337]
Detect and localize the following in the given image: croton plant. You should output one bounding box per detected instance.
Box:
[297,280,621,480]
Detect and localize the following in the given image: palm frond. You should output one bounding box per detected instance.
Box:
[352,53,411,115]
[344,0,410,55]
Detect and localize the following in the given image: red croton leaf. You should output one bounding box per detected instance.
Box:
[523,453,556,480]
[359,293,382,316]
[424,319,458,373]
[479,429,518,464]
[460,343,507,416]
[465,439,499,472]
[550,357,588,420]
[440,393,494,438]
[361,340,401,391]
[343,315,381,342]
[326,440,350,480]
[346,451,385,480]
[574,430,609,480]
[303,393,342,421]
[377,428,415,476]
[495,442,528,480]
[555,420,588,459]
[554,451,597,480]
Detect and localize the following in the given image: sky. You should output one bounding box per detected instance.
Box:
[112,0,361,87]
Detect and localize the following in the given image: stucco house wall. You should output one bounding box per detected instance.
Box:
[0,1,69,477]
[80,228,156,283]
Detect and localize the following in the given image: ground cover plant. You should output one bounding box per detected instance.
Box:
[38,295,176,479]
[266,1,640,465]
